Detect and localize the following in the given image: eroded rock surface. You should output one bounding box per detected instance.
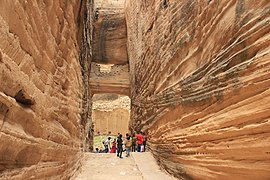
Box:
[90,63,130,96]
[2,0,270,179]
[92,94,130,135]
[92,0,127,65]
[126,0,270,179]
[90,0,130,97]
[0,1,91,179]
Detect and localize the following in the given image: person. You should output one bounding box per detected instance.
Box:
[124,136,132,157]
[142,133,148,152]
[104,137,111,153]
[95,147,99,153]
[123,133,130,152]
[117,134,123,158]
[131,134,136,152]
[99,147,104,153]
[110,139,116,153]
[136,131,143,152]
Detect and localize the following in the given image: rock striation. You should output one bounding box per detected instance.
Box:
[92,0,127,65]
[90,0,130,99]
[126,0,270,179]
[90,63,130,96]
[2,0,270,179]
[0,0,92,179]
[92,94,130,135]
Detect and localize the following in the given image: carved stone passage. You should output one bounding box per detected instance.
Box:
[1,0,270,179]
[126,0,270,179]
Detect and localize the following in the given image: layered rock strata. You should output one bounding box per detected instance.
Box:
[92,94,130,135]
[0,0,92,179]
[90,63,130,96]
[90,0,130,98]
[126,0,270,179]
[92,0,127,65]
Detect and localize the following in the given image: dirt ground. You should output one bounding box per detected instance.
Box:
[73,152,177,180]
[73,153,143,180]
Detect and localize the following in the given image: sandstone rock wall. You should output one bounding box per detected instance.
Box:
[78,0,95,152]
[92,94,130,135]
[93,108,129,135]
[90,63,130,96]
[92,0,127,65]
[126,0,270,179]
[0,1,92,179]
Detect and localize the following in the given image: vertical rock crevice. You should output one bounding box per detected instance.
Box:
[78,0,94,152]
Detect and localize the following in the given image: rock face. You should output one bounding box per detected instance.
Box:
[2,0,270,179]
[92,0,127,65]
[0,1,92,179]
[92,94,130,135]
[126,0,270,179]
[78,0,95,153]
[90,63,130,96]
[90,0,130,98]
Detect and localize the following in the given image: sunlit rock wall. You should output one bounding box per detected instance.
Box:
[0,1,92,179]
[92,94,130,135]
[90,63,130,96]
[126,0,270,179]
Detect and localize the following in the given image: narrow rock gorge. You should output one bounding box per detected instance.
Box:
[1,0,270,179]
[126,0,270,179]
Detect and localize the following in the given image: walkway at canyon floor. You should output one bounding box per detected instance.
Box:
[74,152,177,180]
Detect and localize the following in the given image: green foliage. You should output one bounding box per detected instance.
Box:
[93,135,117,150]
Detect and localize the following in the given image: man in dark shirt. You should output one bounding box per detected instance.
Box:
[117,134,123,158]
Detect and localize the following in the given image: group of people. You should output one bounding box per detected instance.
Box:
[95,131,148,159]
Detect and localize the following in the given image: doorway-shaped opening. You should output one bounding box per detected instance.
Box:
[92,93,130,152]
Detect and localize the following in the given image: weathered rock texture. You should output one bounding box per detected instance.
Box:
[92,94,130,135]
[78,0,95,153]
[90,0,130,98]
[92,0,127,65]
[0,0,93,179]
[126,0,270,179]
[90,63,130,96]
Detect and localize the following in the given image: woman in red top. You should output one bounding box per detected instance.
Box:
[110,139,116,153]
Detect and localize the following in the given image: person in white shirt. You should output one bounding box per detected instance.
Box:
[104,137,111,153]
